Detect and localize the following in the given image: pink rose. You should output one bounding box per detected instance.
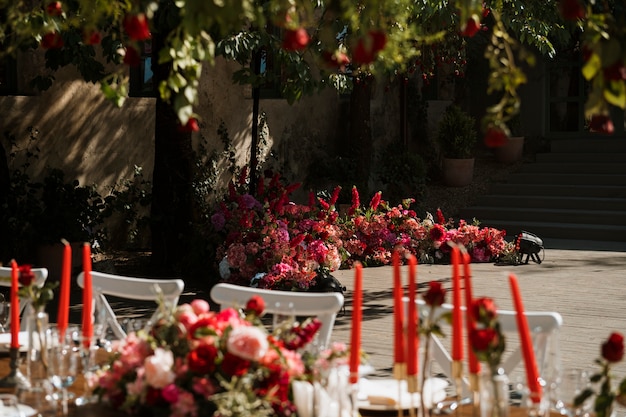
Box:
[226,326,268,361]
[144,348,175,388]
[190,299,210,315]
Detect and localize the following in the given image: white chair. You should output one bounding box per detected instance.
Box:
[0,266,48,330]
[77,271,185,340]
[210,283,344,349]
[405,298,563,397]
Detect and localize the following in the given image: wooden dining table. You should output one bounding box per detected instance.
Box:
[0,355,563,417]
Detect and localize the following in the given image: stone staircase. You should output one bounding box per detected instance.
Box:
[459,137,626,250]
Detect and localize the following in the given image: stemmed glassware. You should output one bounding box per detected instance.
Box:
[0,293,10,333]
[0,393,25,417]
[47,325,79,416]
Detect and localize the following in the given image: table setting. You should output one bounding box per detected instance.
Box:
[0,240,625,417]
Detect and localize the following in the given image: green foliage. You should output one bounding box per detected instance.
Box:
[375,141,427,206]
[436,105,477,159]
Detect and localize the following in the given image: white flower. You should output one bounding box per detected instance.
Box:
[226,326,268,361]
[144,348,175,388]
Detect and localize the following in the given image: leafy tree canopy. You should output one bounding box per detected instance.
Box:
[0,0,624,135]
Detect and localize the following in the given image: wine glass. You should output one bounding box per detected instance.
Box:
[0,393,25,417]
[47,326,79,416]
[0,293,9,333]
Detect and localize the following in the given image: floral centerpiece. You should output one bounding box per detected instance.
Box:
[95,295,327,417]
[575,332,626,417]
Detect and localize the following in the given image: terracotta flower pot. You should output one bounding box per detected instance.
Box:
[494,136,524,163]
[442,158,474,187]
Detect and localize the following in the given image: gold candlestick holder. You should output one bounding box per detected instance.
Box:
[0,347,30,389]
[469,372,480,417]
[452,361,463,417]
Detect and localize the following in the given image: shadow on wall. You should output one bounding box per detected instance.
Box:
[0,75,155,192]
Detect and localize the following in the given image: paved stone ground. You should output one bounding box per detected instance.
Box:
[329,248,626,386]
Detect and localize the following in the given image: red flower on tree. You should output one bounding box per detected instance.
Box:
[558,0,586,21]
[41,32,64,49]
[124,13,151,41]
[46,1,63,16]
[282,28,309,51]
[461,16,480,37]
[352,30,387,65]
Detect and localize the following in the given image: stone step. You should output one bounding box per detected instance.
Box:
[520,162,626,175]
[535,152,626,163]
[505,173,626,186]
[476,195,626,211]
[488,183,626,198]
[461,207,626,226]
[550,138,626,153]
[465,219,626,242]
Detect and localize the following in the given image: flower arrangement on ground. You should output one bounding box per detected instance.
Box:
[575,332,626,417]
[210,171,513,291]
[95,295,326,417]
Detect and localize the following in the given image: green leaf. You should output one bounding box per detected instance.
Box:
[582,53,601,80]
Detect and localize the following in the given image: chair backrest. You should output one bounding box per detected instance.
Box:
[210,283,344,349]
[0,266,48,330]
[77,271,185,340]
[405,298,563,396]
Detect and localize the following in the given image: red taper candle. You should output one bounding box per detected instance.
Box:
[10,260,20,349]
[81,243,93,345]
[407,255,419,377]
[349,262,363,384]
[392,251,405,366]
[462,251,480,374]
[509,273,542,403]
[57,239,71,337]
[451,247,463,361]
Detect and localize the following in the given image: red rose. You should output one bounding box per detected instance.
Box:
[461,16,480,37]
[471,297,498,324]
[589,114,614,135]
[41,32,64,49]
[423,281,446,307]
[245,295,265,316]
[124,13,151,41]
[178,117,200,133]
[187,343,218,373]
[282,28,309,51]
[46,1,63,16]
[18,265,35,287]
[601,332,624,363]
[469,327,498,352]
[429,224,446,242]
[484,127,508,148]
[220,352,250,376]
[123,46,141,67]
[558,0,586,21]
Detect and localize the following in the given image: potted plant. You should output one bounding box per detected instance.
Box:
[436,104,478,186]
[494,115,525,163]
